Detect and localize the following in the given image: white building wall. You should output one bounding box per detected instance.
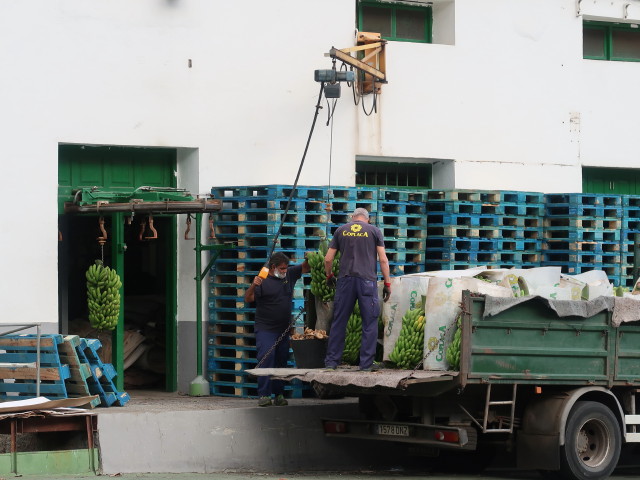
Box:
[1,0,640,386]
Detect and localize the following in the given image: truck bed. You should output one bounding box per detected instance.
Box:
[246,367,457,391]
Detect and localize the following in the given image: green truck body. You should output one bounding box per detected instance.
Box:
[255,291,640,480]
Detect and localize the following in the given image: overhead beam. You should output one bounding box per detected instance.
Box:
[327,48,386,82]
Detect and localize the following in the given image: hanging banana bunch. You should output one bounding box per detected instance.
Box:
[86,260,122,331]
[388,304,426,369]
[307,240,340,303]
[445,313,462,370]
[342,301,362,365]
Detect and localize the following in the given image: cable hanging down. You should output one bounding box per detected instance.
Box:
[258,83,327,278]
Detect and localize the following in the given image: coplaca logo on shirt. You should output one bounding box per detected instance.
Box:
[343,224,368,237]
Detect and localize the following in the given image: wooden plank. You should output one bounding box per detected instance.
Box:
[0,366,70,381]
[0,337,57,348]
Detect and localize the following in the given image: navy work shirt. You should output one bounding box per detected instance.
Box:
[254,264,303,332]
[329,220,385,281]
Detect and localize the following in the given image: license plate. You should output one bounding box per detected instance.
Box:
[374,424,409,437]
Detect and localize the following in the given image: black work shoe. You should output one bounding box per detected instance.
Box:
[258,396,272,407]
[359,361,383,372]
[323,365,337,371]
[274,394,288,406]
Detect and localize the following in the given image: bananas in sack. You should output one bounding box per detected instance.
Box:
[307,241,340,303]
[388,304,426,369]
[445,314,462,370]
[342,301,361,365]
[86,260,122,331]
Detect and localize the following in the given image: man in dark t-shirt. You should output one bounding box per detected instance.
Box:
[245,252,309,406]
[324,208,391,371]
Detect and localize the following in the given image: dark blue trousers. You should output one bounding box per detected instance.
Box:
[325,276,380,369]
[255,329,290,397]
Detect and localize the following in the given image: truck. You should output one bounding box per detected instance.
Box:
[249,290,640,480]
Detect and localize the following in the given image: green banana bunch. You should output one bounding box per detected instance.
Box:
[388,304,426,369]
[86,260,122,331]
[307,240,340,302]
[342,301,361,365]
[445,314,462,370]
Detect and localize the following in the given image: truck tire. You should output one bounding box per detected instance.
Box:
[559,401,621,480]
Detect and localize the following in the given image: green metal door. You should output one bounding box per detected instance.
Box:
[583,167,640,194]
[58,145,178,392]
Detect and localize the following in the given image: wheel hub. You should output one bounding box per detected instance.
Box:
[575,418,610,468]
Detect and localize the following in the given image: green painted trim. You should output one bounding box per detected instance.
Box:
[111,212,125,392]
[0,448,98,475]
[358,1,432,43]
[583,20,640,61]
[166,215,178,392]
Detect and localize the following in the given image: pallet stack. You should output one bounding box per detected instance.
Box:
[377,188,428,275]
[620,195,640,287]
[207,184,420,398]
[425,190,543,271]
[0,334,128,407]
[542,193,623,285]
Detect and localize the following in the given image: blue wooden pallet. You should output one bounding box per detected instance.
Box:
[379,202,426,215]
[543,227,621,242]
[544,240,621,254]
[545,193,622,207]
[426,189,501,203]
[0,334,70,400]
[76,338,129,407]
[499,191,545,204]
[58,335,101,408]
[378,188,429,204]
[545,204,622,218]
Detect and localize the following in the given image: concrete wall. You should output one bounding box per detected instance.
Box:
[97,402,410,474]
[2,0,640,385]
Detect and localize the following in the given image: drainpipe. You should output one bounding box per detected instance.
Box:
[190,213,209,396]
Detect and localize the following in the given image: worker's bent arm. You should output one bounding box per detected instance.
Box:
[244,276,262,303]
[377,246,391,284]
[301,258,310,274]
[325,248,337,277]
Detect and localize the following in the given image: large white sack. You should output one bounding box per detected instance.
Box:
[381,276,430,361]
[423,277,512,371]
[517,267,562,296]
[573,270,613,299]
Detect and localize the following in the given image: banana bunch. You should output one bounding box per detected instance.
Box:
[445,314,462,370]
[86,260,122,331]
[307,242,340,302]
[342,301,361,365]
[388,305,426,369]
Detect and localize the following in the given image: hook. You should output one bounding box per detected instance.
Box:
[138,218,146,241]
[97,216,107,245]
[185,215,194,240]
[146,215,158,240]
[576,0,582,16]
[624,3,630,19]
[209,214,216,240]
[58,230,63,242]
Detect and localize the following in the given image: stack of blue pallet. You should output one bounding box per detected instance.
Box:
[620,195,640,287]
[542,193,623,285]
[377,188,427,275]
[206,184,426,397]
[425,190,543,271]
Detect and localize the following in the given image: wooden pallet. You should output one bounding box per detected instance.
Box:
[0,335,70,400]
[76,338,130,407]
[58,335,101,408]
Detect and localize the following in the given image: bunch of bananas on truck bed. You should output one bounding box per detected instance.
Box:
[388,305,426,369]
[445,314,462,370]
[342,301,361,365]
[86,260,122,331]
[307,242,340,302]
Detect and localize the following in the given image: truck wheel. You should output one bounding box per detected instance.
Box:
[559,401,621,480]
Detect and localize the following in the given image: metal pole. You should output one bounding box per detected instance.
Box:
[195,212,203,377]
[189,212,209,395]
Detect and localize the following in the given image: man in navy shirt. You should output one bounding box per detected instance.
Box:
[324,208,391,371]
[245,252,309,406]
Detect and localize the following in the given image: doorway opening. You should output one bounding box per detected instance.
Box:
[59,214,175,391]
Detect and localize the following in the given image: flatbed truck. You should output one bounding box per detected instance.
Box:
[250,291,640,480]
